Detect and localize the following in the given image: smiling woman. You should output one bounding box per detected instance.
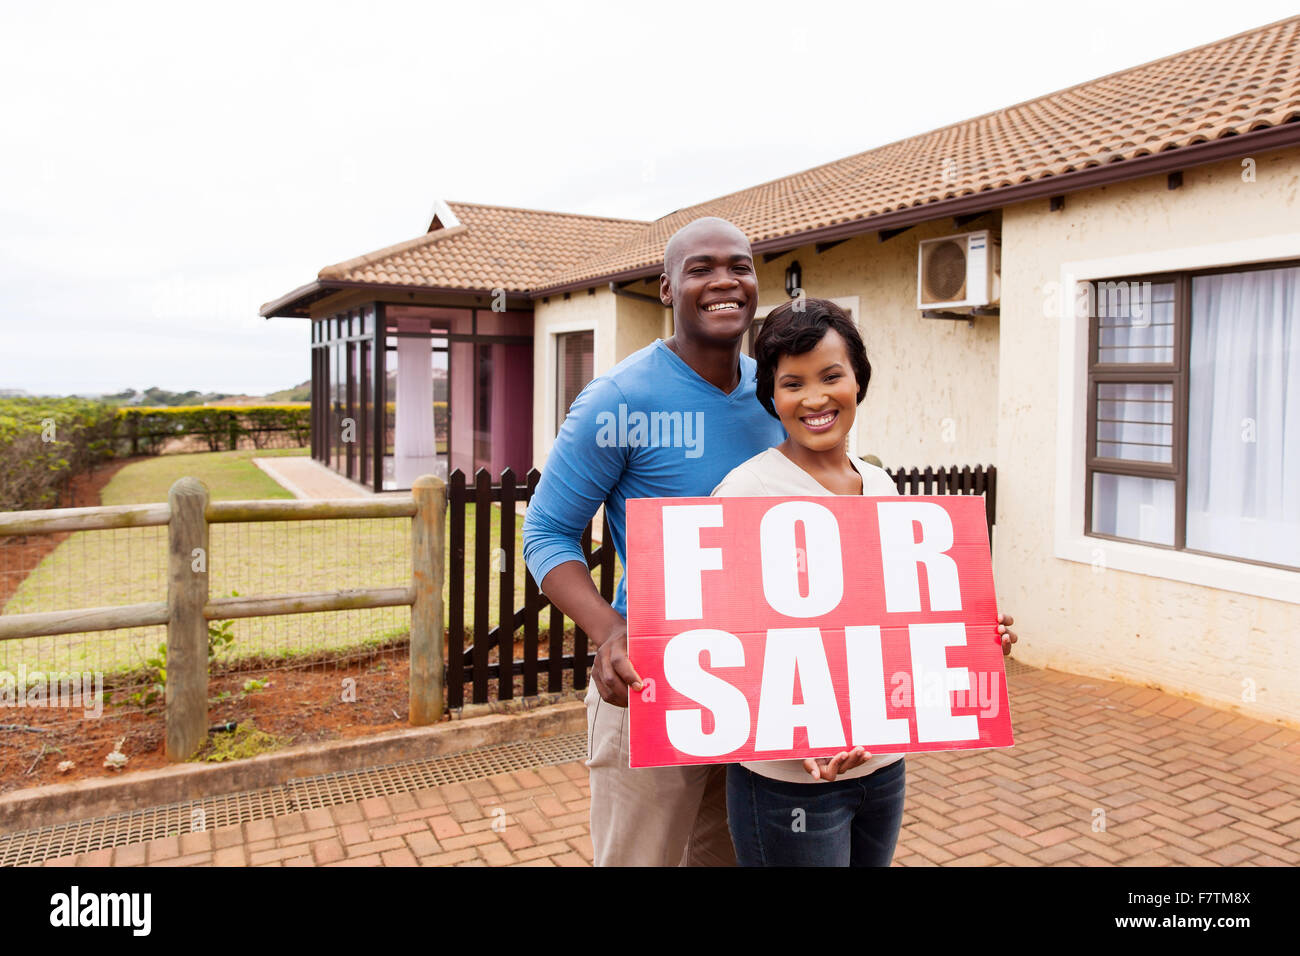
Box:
[752,298,872,496]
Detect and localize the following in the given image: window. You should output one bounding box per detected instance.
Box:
[555,330,594,433]
[1085,263,1299,569]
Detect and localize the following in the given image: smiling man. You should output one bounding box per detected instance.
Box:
[522,216,785,866]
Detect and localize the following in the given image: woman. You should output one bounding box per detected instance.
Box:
[712,298,1013,867]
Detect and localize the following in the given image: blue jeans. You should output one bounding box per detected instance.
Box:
[726,758,906,867]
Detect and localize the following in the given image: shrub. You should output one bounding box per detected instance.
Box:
[115,404,310,454]
[0,398,117,512]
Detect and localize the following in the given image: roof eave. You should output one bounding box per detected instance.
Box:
[261,279,535,318]
[531,120,1300,297]
[260,280,335,318]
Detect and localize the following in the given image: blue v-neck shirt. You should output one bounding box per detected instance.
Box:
[523,338,786,617]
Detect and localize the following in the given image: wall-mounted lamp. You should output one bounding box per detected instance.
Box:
[785,261,802,298]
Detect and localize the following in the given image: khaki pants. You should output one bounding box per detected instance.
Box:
[584,681,736,867]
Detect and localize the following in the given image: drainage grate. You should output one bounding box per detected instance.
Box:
[0,732,588,867]
[1004,656,1033,677]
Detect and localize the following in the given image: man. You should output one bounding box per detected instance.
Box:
[522,216,783,866]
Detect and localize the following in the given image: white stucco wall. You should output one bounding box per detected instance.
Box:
[615,285,670,361]
[995,147,1300,727]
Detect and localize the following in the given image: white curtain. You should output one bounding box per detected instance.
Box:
[1095,381,1174,464]
[394,317,437,488]
[1186,266,1300,566]
[1092,471,1175,546]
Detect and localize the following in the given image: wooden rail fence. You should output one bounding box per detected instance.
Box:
[0,476,443,761]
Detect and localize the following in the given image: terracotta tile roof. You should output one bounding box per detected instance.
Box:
[536,14,1300,291]
[316,201,648,292]
[277,15,1299,311]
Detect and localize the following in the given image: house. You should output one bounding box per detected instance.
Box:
[262,15,1300,726]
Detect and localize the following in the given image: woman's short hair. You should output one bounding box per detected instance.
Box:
[753,298,871,419]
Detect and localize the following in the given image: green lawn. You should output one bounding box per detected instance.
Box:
[100,447,307,504]
[1,450,616,676]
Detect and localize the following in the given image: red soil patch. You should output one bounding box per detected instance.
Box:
[0,646,582,796]
[0,653,416,794]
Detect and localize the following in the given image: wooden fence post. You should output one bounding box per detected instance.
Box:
[410,474,447,725]
[166,477,209,761]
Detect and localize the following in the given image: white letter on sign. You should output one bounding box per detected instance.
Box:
[876,501,962,613]
[908,622,979,743]
[662,504,724,619]
[663,629,750,757]
[755,628,846,752]
[844,626,911,746]
[760,502,843,617]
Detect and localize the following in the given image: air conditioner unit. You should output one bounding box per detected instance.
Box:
[917,230,1001,310]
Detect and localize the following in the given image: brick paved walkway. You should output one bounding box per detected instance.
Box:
[29,664,1300,866]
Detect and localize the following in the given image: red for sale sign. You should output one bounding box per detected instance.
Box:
[626,495,1013,769]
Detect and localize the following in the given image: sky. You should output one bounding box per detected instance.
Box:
[2,0,1296,397]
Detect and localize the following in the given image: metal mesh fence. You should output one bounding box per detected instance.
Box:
[0,498,554,792]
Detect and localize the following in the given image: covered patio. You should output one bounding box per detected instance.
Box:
[260,201,648,491]
[314,300,532,490]
[260,295,533,492]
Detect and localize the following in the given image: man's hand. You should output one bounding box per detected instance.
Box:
[538,562,638,705]
[803,746,870,781]
[591,624,642,708]
[998,613,1017,656]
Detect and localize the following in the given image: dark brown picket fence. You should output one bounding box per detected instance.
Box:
[884,464,997,534]
[445,462,995,708]
[446,468,614,708]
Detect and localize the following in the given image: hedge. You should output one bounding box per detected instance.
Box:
[0,398,117,512]
[0,399,476,513]
[116,404,311,454]
[0,402,313,513]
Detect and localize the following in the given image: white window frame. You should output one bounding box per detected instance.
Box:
[545,319,600,444]
[1054,232,1300,605]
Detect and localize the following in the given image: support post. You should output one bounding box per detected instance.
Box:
[410,474,447,725]
[166,477,209,761]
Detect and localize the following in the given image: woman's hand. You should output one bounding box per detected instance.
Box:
[803,746,870,781]
[998,613,1017,656]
